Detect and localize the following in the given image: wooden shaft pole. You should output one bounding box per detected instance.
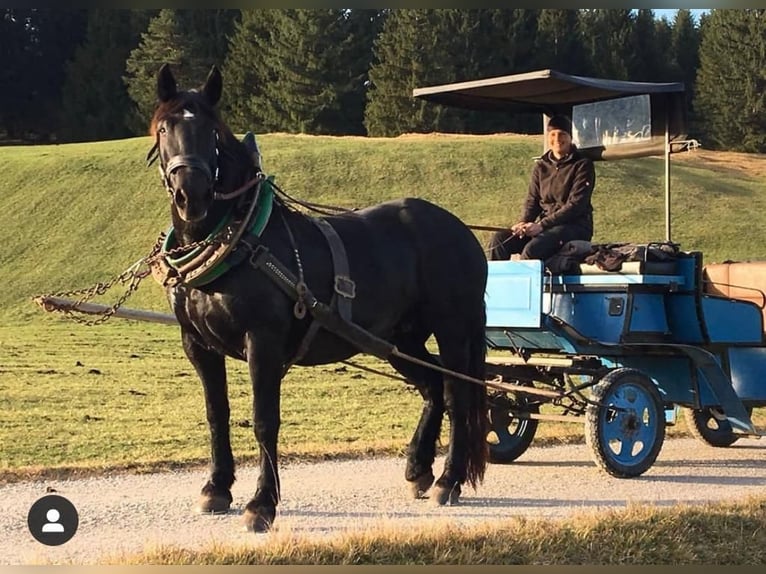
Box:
[33,296,178,325]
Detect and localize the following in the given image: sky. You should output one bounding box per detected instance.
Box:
[652,8,710,21]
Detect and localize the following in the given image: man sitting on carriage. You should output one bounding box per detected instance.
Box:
[488,114,596,265]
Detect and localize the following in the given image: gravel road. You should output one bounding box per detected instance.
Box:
[2,437,765,565]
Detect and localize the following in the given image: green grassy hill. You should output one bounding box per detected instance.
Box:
[1,133,764,323]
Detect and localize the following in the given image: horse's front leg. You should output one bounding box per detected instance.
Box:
[182,330,234,514]
[242,331,284,533]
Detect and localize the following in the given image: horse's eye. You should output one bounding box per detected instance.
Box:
[158,126,167,135]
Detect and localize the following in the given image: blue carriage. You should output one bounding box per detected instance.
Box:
[415,70,765,477]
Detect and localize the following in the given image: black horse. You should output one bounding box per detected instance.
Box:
[149,64,489,532]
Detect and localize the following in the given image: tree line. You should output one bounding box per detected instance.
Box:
[1,9,764,152]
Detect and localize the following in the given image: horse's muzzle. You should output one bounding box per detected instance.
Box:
[172,185,211,223]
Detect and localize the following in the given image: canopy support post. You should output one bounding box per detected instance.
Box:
[664,113,671,242]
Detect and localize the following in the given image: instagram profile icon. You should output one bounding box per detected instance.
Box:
[27,494,79,546]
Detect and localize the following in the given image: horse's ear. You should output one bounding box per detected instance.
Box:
[201,66,222,107]
[157,64,177,103]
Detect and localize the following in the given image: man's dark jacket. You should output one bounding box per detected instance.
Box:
[521,147,595,238]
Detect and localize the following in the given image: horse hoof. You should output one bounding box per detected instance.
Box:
[243,509,274,533]
[430,483,461,506]
[408,471,435,499]
[196,491,232,514]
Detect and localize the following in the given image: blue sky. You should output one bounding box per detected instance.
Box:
[652,8,709,21]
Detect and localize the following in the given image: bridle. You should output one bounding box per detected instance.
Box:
[146,123,221,198]
[146,112,265,204]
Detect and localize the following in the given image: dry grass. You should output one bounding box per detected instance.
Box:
[117,496,766,564]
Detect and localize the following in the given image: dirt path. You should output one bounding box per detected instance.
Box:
[2,437,766,565]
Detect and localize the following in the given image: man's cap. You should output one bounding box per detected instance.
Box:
[546,115,572,136]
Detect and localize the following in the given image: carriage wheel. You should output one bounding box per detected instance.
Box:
[486,388,539,464]
[585,368,665,478]
[684,406,753,447]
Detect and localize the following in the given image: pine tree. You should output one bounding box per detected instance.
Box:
[0,9,87,141]
[59,10,154,142]
[335,9,384,134]
[670,9,700,124]
[460,9,541,134]
[0,10,34,139]
[124,10,193,134]
[365,10,447,136]
[366,9,543,136]
[535,10,587,74]
[33,9,89,140]
[221,9,273,133]
[672,9,700,82]
[124,9,237,134]
[224,9,380,135]
[627,9,663,81]
[579,9,634,79]
[653,16,674,81]
[694,9,766,151]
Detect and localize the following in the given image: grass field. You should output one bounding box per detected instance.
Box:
[0,321,423,476]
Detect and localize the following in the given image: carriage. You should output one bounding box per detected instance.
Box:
[414,69,766,478]
[36,65,766,532]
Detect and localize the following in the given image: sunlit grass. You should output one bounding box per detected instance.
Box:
[2,320,763,482]
[113,496,766,564]
[0,321,422,477]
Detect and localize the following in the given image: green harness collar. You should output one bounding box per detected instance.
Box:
[155,176,275,288]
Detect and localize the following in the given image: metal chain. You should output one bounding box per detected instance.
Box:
[37,228,227,325]
[38,257,151,326]
[39,185,260,326]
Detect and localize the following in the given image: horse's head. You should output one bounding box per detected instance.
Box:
[150,64,224,224]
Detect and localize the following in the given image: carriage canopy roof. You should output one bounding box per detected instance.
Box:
[412,69,684,114]
[414,69,689,161]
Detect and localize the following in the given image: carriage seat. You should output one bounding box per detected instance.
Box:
[546,241,679,276]
[703,261,766,327]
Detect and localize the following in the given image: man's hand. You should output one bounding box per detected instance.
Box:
[510,221,542,238]
[510,222,527,237]
[523,222,543,237]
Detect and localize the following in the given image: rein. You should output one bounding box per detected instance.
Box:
[214,175,262,201]
[265,182,507,233]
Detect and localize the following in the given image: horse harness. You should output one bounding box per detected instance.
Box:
[148,175,375,370]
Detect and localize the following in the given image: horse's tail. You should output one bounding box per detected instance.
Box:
[465,310,489,489]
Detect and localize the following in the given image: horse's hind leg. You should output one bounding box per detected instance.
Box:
[430,322,488,506]
[182,331,235,514]
[388,336,444,499]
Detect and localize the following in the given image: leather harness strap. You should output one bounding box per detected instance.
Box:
[285,217,355,369]
[246,240,391,370]
[311,217,355,323]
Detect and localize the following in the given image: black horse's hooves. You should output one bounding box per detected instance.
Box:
[408,471,436,499]
[430,483,461,506]
[243,509,274,533]
[196,493,232,514]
